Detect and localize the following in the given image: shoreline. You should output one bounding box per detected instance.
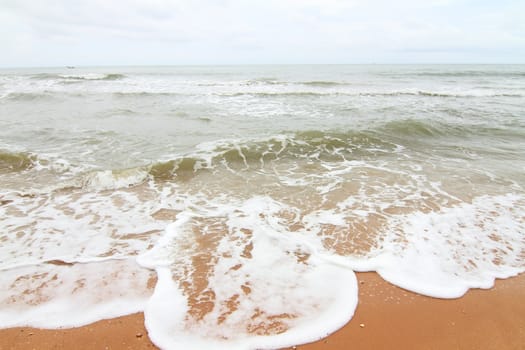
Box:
[1,272,524,350]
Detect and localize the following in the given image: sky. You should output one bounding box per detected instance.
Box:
[0,0,524,67]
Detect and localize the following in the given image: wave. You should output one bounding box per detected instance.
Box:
[376,119,525,145]
[217,91,524,99]
[378,119,456,139]
[243,78,283,85]
[375,68,525,78]
[75,167,151,191]
[209,131,396,166]
[2,92,57,101]
[30,73,126,82]
[2,91,92,101]
[149,158,201,181]
[32,131,397,191]
[16,89,513,101]
[220,91,330,98]
[112,91,185,99]
[14,122,522,192]
[197,80,346,88]
[64,73,125,81]
[301,81,347,87]
[411,70,525,78]
[145,131,397,181]
[361,91,524,98]
[110,89,523,99]
[0,151,37,173]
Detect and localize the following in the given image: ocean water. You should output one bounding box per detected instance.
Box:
[0,65,524,349]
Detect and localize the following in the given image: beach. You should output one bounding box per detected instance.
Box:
[1,272,524,350]
[1,65,524,349]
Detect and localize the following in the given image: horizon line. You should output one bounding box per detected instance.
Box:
[1,62,524,70]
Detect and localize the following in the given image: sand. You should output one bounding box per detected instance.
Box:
[1,272,524,350]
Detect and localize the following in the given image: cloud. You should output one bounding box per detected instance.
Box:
[0,0,523,66]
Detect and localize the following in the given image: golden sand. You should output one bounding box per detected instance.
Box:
[1,272,524,350]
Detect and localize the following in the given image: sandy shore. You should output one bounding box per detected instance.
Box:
[1,272,524,350]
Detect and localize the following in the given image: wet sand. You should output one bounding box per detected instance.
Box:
[1,272,524,350]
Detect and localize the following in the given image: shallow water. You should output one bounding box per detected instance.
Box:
[1,65,524,349]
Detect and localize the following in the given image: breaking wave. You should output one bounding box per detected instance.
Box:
[411,70,525,78]
[10,121,523,193]
[301,81,347,87]
[217,91,524,98]
[0,151,37,173]
[30,73,126,82]
[2,92,58,101]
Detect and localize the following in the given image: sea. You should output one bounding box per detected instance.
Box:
[1,65,524,349]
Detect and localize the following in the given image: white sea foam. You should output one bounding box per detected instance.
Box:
[0,259,154,328]
[138,191,524,348]
[370,194,525,298]
[139,196,358,350]
[0,186,165,270]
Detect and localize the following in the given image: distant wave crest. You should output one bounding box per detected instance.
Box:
[30,73,126,82]
[301,81,348,87]
[411,70,525,78]
[216,91,524,98]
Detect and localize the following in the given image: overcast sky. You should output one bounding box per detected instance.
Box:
[1,0,524,67]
